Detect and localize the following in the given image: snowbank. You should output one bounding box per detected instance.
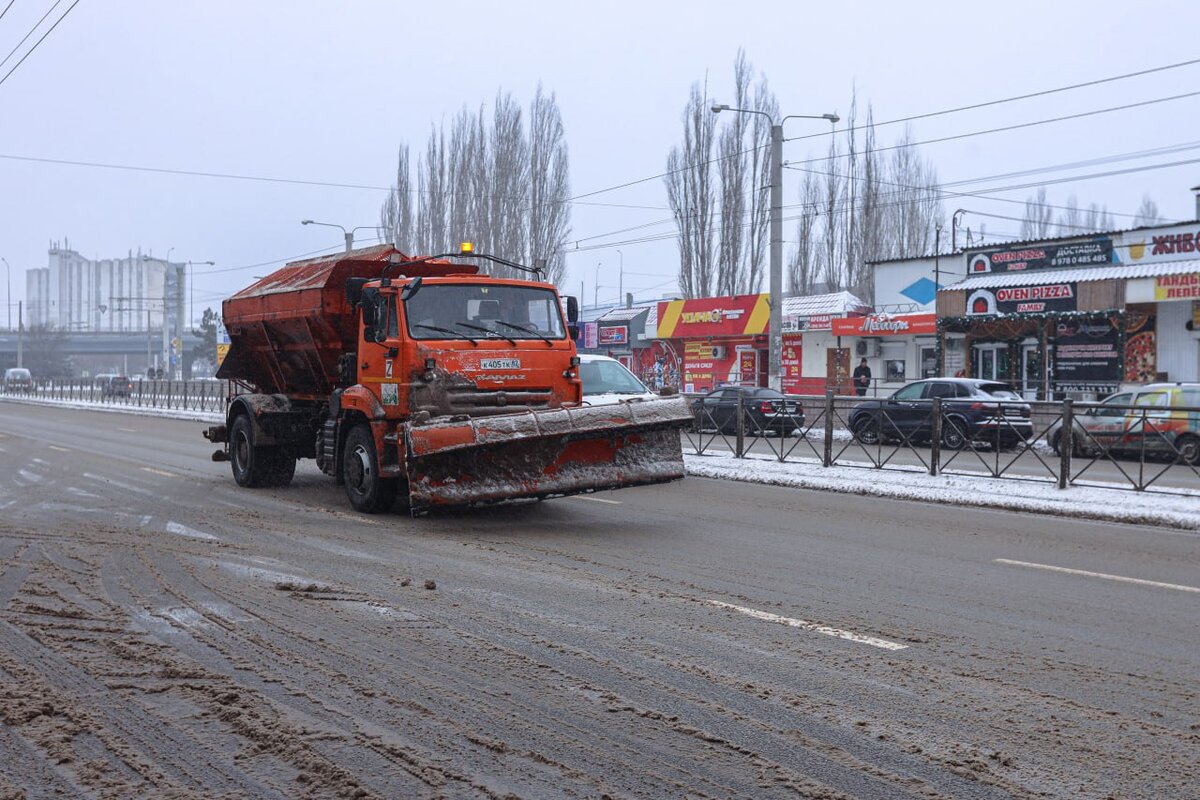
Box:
[0,394,222,424]
[684,452,1200,530]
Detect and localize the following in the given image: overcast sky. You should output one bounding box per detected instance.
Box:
[1,0,1198,322]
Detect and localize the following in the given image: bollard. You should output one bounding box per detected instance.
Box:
[929,396,942,476]
[735,391,745,457]
[823,390,834,467]
[1058,399,1073,490]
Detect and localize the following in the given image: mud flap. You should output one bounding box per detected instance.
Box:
[403,397,693,514]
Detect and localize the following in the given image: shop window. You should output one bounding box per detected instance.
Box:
[885,359,906,382]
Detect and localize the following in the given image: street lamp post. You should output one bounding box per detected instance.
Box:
[594,261,603,308]
[1,256,9,331]
[617,249,624,307]
[711,104,839,391]
[301,220,377,253]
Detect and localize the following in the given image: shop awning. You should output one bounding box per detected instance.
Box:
[942,258,1200,291]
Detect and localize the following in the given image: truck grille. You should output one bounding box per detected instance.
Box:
[414,386,554,417]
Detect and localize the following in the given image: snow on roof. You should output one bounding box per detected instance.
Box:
[596,305,653,322]
[942,258,1200,291]
[782,291,871,318]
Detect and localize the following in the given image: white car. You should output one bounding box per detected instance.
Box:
[578,354,659,405]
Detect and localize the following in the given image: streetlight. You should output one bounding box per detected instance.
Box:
[301,220,377,253]
[1,256,10,331]
[616,249,624,307]
[594,261,604,308]
[711,103,838,391]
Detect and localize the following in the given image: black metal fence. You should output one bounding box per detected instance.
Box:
[683,392,1200,496]
[1,378,229,414]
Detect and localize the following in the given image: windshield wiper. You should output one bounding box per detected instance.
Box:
[492,320,554,346]
[412,323,477,345]
[454,321,517,345]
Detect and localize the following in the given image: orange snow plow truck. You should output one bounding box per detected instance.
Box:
[204,245,691,515]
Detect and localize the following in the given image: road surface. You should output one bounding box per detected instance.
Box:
[0,402,1196,799]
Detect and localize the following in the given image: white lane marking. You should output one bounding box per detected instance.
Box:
[165,521,219,541]
[66,487,101,499]
[17,469,43,484]
[994,559,1200,594]
[569,495,622,505]
[141,467,177,478]
[117,427,137,433]
[707,600,909,651]
[48,445,70,453]
[82,472,154,496]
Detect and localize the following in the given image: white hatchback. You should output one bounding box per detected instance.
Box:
[578,354,659,405]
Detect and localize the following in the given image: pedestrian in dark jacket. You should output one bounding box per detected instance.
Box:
[853,358,871,397]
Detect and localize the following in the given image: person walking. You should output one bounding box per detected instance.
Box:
[853,358,872,397]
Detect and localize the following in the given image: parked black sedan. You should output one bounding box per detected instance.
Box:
[848,378,1032,450]
[693,386,805,435]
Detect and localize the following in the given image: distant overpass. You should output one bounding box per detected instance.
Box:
[0,330,205,374]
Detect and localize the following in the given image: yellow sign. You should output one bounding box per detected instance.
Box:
[1154,273,1200,301]
[216,343,230,365]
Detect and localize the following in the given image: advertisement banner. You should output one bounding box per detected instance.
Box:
[1053,318,1122,393]
[781,333,803,394]
[598,325,628,345]
[681,338,754,394]
[657,294,770,338]
[831,313,936,336]
[1122,225,1200,264]
[784,314,833,332]
[1153,272,1200,302]
[582,322,599,349]
[1124,313,1156,383]
[965,284,1077,315]
[967,239,1112,274]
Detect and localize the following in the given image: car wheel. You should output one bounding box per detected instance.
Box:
[853,416,880,445]
[1175,434,1200,465]
[342,424,397,514]
[941,418,967,451]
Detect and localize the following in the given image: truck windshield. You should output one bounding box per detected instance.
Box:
[404,284,566,341]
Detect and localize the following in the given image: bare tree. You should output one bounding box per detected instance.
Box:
[1083,202,1114,232]
[715,54,749,297]
[1020,187,1054,239]
[382,90,571,283]
[379,144,415,248]
[1134,194,1161,227]
[1056,194,1082,236]
[665,82,717,297]
[787,171,821,294]
[527,85,571,284]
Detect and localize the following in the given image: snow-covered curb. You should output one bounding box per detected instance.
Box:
[684,452,1200,530]
[0,394,222,424]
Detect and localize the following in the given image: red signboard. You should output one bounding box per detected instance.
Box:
[657,294,770,338]
[831,313,936,336]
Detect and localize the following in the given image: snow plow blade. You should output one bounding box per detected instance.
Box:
[403,397,692,513]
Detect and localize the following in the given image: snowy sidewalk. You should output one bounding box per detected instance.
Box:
[684,452,1200,531]
[0,394,222,424]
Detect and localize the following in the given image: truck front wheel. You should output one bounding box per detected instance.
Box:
[342,425,397,513]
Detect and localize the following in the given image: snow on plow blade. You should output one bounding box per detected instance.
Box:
[404,396,693,513]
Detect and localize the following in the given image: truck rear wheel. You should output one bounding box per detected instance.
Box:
[230,414,296,488]
[342,425,396,513]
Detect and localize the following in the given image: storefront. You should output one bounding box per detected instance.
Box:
[830,312,938,394]
[780,291,871,395]
[655,294,771,393]
[937,231,1200,399]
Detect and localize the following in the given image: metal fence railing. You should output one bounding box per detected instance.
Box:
[682,391,1200,496]
[0,378,231,414]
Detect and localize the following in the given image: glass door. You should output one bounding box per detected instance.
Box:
[1021,343,1040,400]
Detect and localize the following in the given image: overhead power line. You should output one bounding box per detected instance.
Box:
[0,0,17,25]
[0,0,63,74]
[0,0,81,91]
[787,55,1200,143]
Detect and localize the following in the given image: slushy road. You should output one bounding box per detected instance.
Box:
[0,402,1196,799]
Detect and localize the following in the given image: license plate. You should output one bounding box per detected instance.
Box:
[481,358,521,370]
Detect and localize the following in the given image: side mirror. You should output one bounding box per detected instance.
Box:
[568,323,580,341]
[401,276,422,302]
[565,295,579,324]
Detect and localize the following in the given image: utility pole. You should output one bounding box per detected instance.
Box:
[2,256,10,331]
[617,249,624,308]
[17,301,23,368]
[712,104,838,391]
